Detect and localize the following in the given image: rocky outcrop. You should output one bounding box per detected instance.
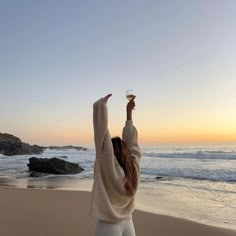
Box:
[0,133,45,156]
[0,133,88,156]
[156,176,163,180]
[48,145,87,151]
[27,157,84,176]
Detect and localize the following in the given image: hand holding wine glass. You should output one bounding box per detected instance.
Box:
[126,89,136,111]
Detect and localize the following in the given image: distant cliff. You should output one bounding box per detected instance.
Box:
[0,133,87,156]
[48,145,87,151]
[0,133,44,156]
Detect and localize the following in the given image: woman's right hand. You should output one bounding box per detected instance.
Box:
[126,96,136,112]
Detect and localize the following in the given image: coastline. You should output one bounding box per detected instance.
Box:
[0,186,235,236]
[1,145,235,232]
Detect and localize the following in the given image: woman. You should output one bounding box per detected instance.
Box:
[90,93,141,236]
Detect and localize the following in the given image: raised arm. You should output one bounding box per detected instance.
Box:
[122,97,141,162]
[93,94,112,153]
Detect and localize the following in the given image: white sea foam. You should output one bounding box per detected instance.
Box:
[0,176,16,182]
[142,151,236,160]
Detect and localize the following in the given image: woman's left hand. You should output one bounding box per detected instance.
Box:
[104,94,112,103]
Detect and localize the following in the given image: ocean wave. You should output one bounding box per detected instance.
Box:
[141,169,236,183]
[0,175,16,183]
[0,154,7,159]
[1,147,236,185]
[142,151,236,160]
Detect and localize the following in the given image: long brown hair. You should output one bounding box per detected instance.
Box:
[111,137,139,197]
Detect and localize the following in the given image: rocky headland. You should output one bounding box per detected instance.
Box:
[0,133,44,156]
[48,145,87,151]
[0,133,87,156]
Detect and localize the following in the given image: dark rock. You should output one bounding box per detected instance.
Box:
[29,171,46,178]
[0,133,21,143]
[156,176,163,180]
[27,157,84,175]
[28,144,45,154]
[48,145,87,151]
[0,133,45,156]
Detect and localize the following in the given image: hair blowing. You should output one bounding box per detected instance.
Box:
[111,137,139,197]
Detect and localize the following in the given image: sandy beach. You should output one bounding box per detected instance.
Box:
[0,187,235,236]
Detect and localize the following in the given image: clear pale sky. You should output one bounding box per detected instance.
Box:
[1,1,236,146]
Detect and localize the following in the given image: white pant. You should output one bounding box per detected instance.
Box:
[95,219,136,236]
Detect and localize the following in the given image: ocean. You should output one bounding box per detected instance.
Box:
[0,145,235,230]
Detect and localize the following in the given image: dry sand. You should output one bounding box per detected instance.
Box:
[0,187,235,236]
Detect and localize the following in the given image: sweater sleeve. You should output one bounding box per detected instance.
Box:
[93,97,113,155]
[122,120,141,162]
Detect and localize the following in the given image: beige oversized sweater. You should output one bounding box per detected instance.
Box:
[90,97,141,223]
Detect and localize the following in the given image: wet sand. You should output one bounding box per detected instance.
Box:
[0,187,235,236]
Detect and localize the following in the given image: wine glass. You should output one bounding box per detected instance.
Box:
[126,89,136,109]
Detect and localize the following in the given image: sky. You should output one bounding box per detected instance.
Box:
[1,0,236,147]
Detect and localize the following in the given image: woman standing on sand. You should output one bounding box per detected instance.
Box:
[90,93,141,236]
